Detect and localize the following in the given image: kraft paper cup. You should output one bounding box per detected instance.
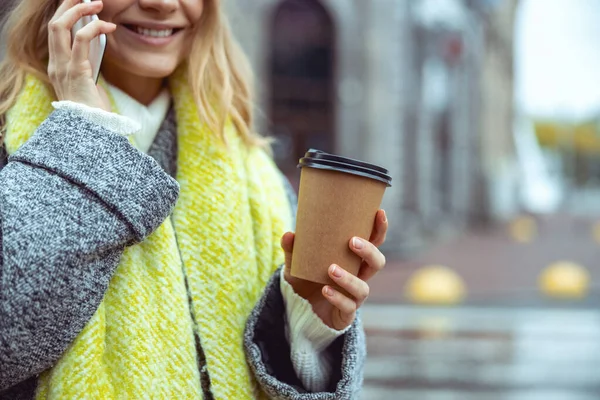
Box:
[290,149,392,286]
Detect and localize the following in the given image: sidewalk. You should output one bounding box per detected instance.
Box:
[360,214,600,398]
[368,215,600,307]
[360,304,600,399]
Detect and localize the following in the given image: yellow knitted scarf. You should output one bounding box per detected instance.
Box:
[4,70,292,399]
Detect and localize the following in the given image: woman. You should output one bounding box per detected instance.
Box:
[0,0,388,399]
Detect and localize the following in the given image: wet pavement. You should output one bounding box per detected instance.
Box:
[361,305,600,399]
[361,215,600,398]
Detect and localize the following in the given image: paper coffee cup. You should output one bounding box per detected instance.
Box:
[291,149,392,286]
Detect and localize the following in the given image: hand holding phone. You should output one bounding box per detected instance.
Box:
[71,0,107,84]
[47,0,115,110]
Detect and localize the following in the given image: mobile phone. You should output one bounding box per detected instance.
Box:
[71,0,106,84]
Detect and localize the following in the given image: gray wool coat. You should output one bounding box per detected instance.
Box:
[0,108,366,400]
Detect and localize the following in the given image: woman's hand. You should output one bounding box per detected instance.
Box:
[48,0,116,111]
[282,210,388,330]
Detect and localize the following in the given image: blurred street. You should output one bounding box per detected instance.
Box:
[361,305,600,400]
[362,214,600,399]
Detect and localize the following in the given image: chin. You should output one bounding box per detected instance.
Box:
[127,59,181,79]
[131,65,179,79]
[105,51,184,81]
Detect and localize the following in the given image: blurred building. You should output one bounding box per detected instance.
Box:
[226,0,518,255]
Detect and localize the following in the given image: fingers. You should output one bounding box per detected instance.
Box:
[280,231,295,271]
[327,264,370,307]
[350,237,386,282]
[72,19,115,65]
[322,285,357,329]
[54,0,104,29]
[48,0,107,77]
[280,231,294,254]
[54,0,87,16]
[369,209,388,247]
[323,264,371,329]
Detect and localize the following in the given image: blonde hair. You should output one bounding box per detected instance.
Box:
[0,0,266,147]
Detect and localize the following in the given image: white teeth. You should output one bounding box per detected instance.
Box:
[135,27,174,38]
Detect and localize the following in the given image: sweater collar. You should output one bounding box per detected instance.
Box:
[107,83,171,153]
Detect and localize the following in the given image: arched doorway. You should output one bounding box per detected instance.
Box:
[268,0,336,188]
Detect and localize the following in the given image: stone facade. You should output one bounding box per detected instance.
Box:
[225,0,519,256]
[226,0,411,253]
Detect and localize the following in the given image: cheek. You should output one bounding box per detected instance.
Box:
[183,0,205,24]
[97,8,115,23]
[97,0,130,22]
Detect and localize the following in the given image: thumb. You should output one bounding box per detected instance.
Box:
[281,232,295,272]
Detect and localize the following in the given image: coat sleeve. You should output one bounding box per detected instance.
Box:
[244,268,366,400]
[0,109,179,391]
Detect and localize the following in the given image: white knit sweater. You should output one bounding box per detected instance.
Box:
[52,88,346,392]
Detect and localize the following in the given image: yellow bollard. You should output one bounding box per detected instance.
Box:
[539,261,589,299]
[405,265,466,305]
[509,216,537,243]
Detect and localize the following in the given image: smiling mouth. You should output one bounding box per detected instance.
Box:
[123,24,183,38]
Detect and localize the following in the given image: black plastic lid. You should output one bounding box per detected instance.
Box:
[298,149,392,187]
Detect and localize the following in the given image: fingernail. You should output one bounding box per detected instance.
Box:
[382,210,387,223]
[324,286,334,296]
[352,237,364,249]
[330,264,343,278]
